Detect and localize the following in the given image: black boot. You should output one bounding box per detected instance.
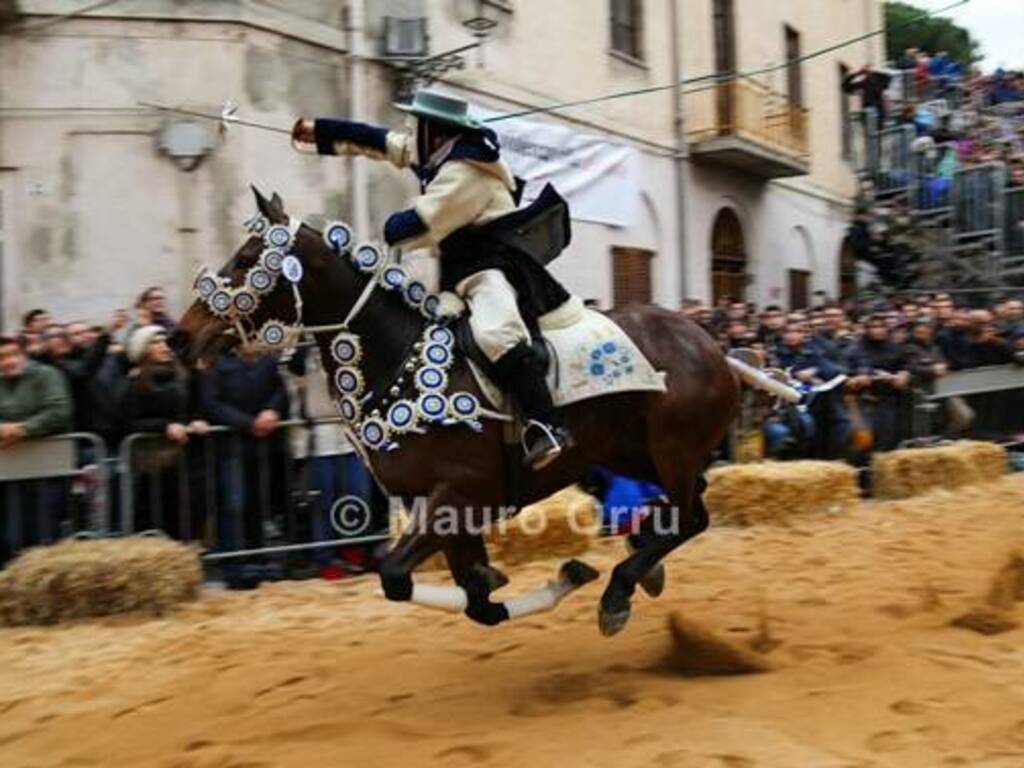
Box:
[493,342,574,470]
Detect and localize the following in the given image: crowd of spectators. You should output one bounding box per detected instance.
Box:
[683,292,1024,462]
[843,52,1024,291]
[1,287,377,586]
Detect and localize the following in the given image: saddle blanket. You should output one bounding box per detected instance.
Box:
[468,296,668,414]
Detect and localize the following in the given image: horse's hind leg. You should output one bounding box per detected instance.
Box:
[598,459,708,637]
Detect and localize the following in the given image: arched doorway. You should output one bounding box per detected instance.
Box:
[711,208,747,304]
[839,236,858,302]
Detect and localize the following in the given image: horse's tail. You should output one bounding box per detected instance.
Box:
[726,356,802,404]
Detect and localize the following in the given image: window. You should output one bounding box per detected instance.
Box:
[612,246,653,306]
[784,25,802,107]
[712,0,736,132]
[839,63,852,160]
[610,0,643,61]
[788,269,810,310]
[711,208,747,304]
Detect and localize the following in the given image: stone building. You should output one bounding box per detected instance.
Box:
[0,0,881,328]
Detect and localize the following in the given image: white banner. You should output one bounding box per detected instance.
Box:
[473,109,640,228]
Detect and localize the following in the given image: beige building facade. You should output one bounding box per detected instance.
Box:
[0,0,882,330]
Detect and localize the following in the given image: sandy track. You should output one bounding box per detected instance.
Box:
[2,477,1024,768]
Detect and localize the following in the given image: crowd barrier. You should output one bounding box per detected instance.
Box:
[873,124,914,197]
[926,364,1024,438]
[1006,186,1024,258]
[0,433,110,562]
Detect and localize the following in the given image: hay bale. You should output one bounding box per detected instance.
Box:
[872,440,1007,500]
[488,487,597,566]
[389,487,597,571]
[0,537,201,627]
[664,613,772,676]
[705,461,859,526]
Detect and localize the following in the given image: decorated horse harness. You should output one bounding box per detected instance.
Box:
[193,214,494,453]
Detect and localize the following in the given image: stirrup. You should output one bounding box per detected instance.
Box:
[522,420,571,470]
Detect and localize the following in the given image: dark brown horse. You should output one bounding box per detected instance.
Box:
[178,189,743,635]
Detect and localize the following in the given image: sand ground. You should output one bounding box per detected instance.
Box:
[2,477,1024,768]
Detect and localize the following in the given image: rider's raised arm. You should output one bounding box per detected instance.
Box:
[293,118,411,169]
[383,160,492,251]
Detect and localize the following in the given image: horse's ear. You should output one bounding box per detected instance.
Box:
[270,192,284,211]
[251,185,273,218]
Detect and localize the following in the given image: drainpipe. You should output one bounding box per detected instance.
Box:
[669,0,689,304]
[350,0,370,239]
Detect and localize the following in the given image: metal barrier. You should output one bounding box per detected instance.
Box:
[909,141,955,215]
[1,432,110,563]
[1006,186,1024,258]
[952,163,1006,243]
[926,364,1024,439]
[873,124,914,197]
[118,419,389,564]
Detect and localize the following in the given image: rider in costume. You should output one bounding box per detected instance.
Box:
[292,90,573,469]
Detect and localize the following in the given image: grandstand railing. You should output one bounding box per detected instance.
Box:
[1006,186,1024,258]
[872,123,914,197]
[952,163,1006,245]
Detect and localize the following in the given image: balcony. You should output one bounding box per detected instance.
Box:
[685,81,810,179]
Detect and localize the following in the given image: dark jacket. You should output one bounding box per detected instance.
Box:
[774,343,843,381]
[935,325,973,370]
[45,334,111,431]
[199,353,288,433]
[121,365,192,435]
[905,339,946,387]
[847,338,908,398]
[843,70,892,115]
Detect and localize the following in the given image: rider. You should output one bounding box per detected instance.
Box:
[291,90,573,470]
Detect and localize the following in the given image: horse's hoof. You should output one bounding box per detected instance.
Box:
[598,605,631,637]
[639,563,666,598]
[560,559,599,588]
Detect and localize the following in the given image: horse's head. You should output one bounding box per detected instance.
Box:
[177,187,352,365]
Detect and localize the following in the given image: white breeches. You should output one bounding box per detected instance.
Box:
[456,269,530,362]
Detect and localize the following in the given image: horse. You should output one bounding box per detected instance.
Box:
[177,188,743,636]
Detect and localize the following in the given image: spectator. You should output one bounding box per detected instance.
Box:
[22,309,51,337]
[120,326,209,538]
[756,305,786,348]
[128,286,176,338]
[0,335,73,565]
[846,316,911,452]
[843,64,893,122]
[287,345,374,580]
[42,311,126,433]
[200,347,289,589]
[965,310,1012,367]
[905,321,948,388]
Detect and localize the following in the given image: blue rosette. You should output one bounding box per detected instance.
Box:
[232,290,257,315]
[403,280,428,309]
[261,249,285,273]
[448,392,480,421]
[427,326,454,348]
[421,294,440,320]
[209,290,233,316]
[416,392,448,422]
[258,321,287,347]
[195,273,219,300]
[247,267,274,294]
[414,366,447,392]
[334,366,365,397]
[421,342,453,368]
[323,221,353,253]
[379,265,408,292]
[386,400,416,434]
[265,224,292,250]
[337,395,360,423]
[359,417,391,452]
[352,243,383,273]
[330,332,362,366]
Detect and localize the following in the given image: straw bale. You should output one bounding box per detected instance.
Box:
[872,441,1007,500]
[664,613,773,676]
[705,461,859,527]
[488,487,597,566]
[0,537,201,627]
[389,487,598,571]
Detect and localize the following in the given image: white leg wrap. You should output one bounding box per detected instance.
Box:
[410,584,468,614]
[504,578,575,620]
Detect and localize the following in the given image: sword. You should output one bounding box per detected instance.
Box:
[137,100,292,135]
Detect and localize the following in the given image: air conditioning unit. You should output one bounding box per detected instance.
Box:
[381,16,428,58]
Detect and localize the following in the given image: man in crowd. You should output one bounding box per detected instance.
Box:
[200,348,289,588]
[843,64,893,122]
[846,316,911,453]
[0,335,73,565]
